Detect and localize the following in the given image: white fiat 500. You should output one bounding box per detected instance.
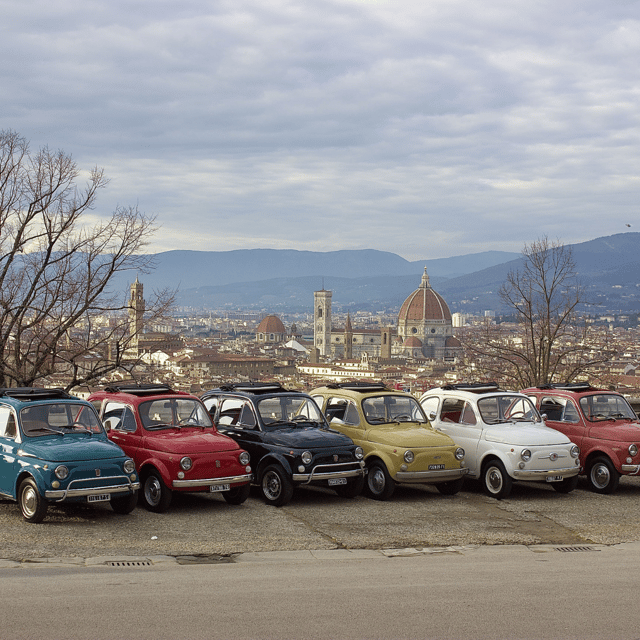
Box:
[420,383,581,499]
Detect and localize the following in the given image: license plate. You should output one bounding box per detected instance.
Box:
[88,494,110,503]
[210,484,230,492]
[546,476,563,482]
[328,478,347,486]
[429,464,445,470]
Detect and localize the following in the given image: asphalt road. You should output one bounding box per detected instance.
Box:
[1,474,640,562]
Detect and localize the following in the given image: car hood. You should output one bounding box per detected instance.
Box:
[264,426,353,449]
[21,436,127,463]
[366,424,455,448]
[586,420,640,442]
[483,422,571,446]
[143,429,241,454]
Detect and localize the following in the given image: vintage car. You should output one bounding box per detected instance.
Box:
[310,382,468,500]
[0,387,139,523]
[523,383,640,493]
[89,383,252,512]
[201,382,366,506]
[420,383,581,499]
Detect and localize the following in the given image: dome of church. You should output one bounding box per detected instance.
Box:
[445,336,461,348]
[256,315,286,334]
[398,267,451,322]
[403,336,423,347]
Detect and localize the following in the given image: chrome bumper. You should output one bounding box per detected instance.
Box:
[172,473,252,489]
[621,464,640,475]
[512,466,580,481]
[395,467,469,483]
[292,461,366,484]
[46,478,140,501]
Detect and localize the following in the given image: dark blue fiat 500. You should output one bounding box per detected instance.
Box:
[0,388,140,523]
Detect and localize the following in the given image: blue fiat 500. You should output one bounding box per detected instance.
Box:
[0,388,140,523]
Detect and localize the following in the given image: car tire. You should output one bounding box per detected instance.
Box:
[110,491,138,514]
[365,460,395,501]
[222,483,251,505]
[482,459,512,499]
[334,474,365,499]
[436,477,464,496]
[142,470,173,512]
[260,464,294,507]
[18,478,48,524]
[587,456,619,494]
[552,475,579,494]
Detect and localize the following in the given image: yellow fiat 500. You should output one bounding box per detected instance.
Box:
[311,382,467,500]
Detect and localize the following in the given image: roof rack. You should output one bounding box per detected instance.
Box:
[0,387,73,401]
[217,382,296,395]
[440,382,501,393]
[103,383,175,396]
[325,382,389,392]
[537,383,594,392]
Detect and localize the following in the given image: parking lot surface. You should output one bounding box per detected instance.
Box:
[1,475,639,562]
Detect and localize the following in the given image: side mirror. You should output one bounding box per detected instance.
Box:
[428,411,437,421]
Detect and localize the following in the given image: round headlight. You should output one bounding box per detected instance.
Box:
[521,449,532,462]
[54,465,69,480]
[355,446,364,460]
[180,456,193,471]
[570,445,580,459]
[301,451,313,465]
[404,450,414,463]
[239,451,250,466]
[455,447,465,461]
[123,459,136,474]
[629,444,638,457]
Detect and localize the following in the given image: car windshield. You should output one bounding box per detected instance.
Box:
[20,403,103,437]
[477,395,541,424]
[579,394,638,422]
[362,395,428,424]
[257,396,325,428]
[140,398,213,430]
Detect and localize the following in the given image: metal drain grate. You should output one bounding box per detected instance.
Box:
[554,546,598,553]
[106,560,153,567]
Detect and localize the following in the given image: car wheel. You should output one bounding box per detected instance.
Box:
[482,460,512,499]
[260,464,294,507]
[19,478,48,523]
[222,483,251,505]
[365,461,395,501]
[587,456,619,494]
[436,477,464,496]
[334,475,365,499]
[110,491,138,514]
[552,475,579,494]
[142,471,173,512]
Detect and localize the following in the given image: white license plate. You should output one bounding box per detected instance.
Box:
[88,494,110,503]
[210,484,230,492]
[546,476,563,483]
[429,464,445,470]
[328,478,347,486]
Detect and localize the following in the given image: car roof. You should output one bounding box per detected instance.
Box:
[523,383,604,396]
[202,382,308,398]
[0,387,85,408]
[91,383,193,403]
[312,382,412,398]
[424,383,529,401]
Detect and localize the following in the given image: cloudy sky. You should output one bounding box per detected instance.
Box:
[2,0,639,260]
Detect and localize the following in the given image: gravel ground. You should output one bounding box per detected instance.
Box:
[1,475,639,561]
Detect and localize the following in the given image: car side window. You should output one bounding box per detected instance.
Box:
[203,396,219,418]
[325,397,360,426]
[218,398,244,426]
[0,406,17,438]
[460,402,477,425]
[238,402,257,429]
[540,396,579,423]
[440,398,465,423]
[103,402,137,432]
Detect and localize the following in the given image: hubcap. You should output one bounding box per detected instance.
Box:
[263,471,282,500]
[369,468,385,494]
[486,467,502,493]
[592,464,610,489]
[22,485,37,517]
[145,477,161,505]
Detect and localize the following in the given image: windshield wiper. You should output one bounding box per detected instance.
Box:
[29,426,65,436]
[146,423,182,430]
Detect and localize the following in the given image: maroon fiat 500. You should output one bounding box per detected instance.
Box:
[89,383,252,512]
[524,383,640,494]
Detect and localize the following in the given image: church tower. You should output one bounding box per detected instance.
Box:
[129,277,145,350]
[344,313,353,360]
[314,288,332,357]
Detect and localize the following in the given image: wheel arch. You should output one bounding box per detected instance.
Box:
[583,449,618,472]
[138,459,172,485]
[256,454,293,480]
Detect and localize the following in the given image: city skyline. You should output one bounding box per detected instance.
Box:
[3,0,639,260]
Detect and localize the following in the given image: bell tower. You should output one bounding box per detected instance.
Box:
[129,277,145,348]
[314,288,332,357]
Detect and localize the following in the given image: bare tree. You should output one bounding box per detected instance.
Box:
[0,130,174,390]
[465,236,617,388]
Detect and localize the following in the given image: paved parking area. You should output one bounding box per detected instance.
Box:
[1,475,639,561]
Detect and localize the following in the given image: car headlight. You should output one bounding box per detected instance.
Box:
[239,451,250,466]
[521,449,532,462]
[455,447,465,461]
[404,450,414,463]
[570,445,580,459]
[54,465,69,480]
[180,456,193,471]
[301,451,313,465]
[629,444,638,457]
[355,446,364,460]
[123,459,136,474]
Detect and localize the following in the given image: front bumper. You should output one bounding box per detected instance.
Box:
[46,476,140,501]
[292,461,365,484]
[395,467,469,484]
[172,473,252,489]
[621,464,640,475]
[512,466,580,481]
